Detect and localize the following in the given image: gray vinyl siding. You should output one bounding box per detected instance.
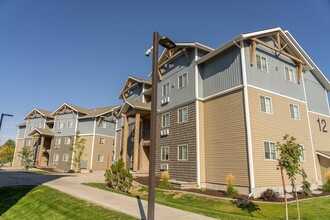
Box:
[27,118,45,136]
[126,86,143,102]
[17,126,26,139]
[244,41,305,101]
[95,121,116,136]
[198,49,209,59]
[79,118,95,134]
[199,46,242,98]
[54,113,77,136]
[304,71,330,115]
[158,50,196,112]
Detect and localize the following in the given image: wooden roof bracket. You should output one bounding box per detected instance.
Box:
[249,40,257,66]
[297,62,303,84]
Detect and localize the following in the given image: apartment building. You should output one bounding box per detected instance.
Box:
[116,27,329,196]
[13,103,119,172]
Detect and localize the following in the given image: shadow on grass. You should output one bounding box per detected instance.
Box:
[232,199,261,216]
[0,170,66,216]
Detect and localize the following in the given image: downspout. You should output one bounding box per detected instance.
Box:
[302,74,319,186]
[239,40,255,196]
[90,117,97,171]
[195,47,201,187]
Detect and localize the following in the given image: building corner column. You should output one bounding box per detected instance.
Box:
[122,115,129,167]
[133,113,140,172]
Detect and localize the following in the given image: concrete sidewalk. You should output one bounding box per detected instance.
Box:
[44,177,215,220]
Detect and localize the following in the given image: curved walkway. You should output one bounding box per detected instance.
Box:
[0,167,215,220]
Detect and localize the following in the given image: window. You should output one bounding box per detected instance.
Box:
[284,66,296,83]
[29,126,34,131]
[161,147,169,161]
[161,113,170,127]
[101,121,106,128]
[264,141,276,160]
[26,139,31,146]
[162,82,170,97]
[67,121,73,128]
[178,107,188,123]
[256,54,268,72]
[53,154,59,162]
[62,154,69,162]
[55,138,61,145]
[97,154,104,162]
[57,122,63,129]
[37,125,42,128]
[99,137,105,145]
[178,144,188,160]
[178,72,188,89]
[260,95,272,114]
[290,104,300,120]
[300,145,306,162]
[64,137,71,145]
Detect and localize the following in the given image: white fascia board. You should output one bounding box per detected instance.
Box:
[23,108,45,120]
[51,103,79,116]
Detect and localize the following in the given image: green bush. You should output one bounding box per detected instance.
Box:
[259,189,279,201]
[322,183,330,192]
[104,159,133,192]
[226,185,238,197]
[301,180,312,197]
[158,171,172,189]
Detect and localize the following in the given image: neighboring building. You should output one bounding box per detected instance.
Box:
[116,27,329,197]
[12,103,120,172]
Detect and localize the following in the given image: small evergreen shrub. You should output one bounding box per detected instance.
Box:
[259,189,279,201]
[225,173,238,197]
[301,180,312,197]
[104,159,133,192]
[158,170,172,189]
[200,187,206,193]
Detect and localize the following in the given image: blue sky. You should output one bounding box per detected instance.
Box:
[0,0,329,144]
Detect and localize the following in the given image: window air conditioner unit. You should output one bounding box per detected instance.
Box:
[57,130,62,133]
[52,162,58,166]
[55,146,60,149]
[160,129,169,137]
[161,97,170,105]
[160,164,168,171]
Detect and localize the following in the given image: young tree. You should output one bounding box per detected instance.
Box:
[70,131,86,172]
[18,147,32,170]
[1,139,15,148]
[0,146,15,165]
[277,134,304,220]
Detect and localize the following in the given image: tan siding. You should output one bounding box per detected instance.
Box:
[198,100,206,184]
[204,89,249,186]
[248,87,316,187]
[81,135,93,170]
[309,112,330,184]
[92,135,114,171]
[12,139,24,167]
[115,129,122,161]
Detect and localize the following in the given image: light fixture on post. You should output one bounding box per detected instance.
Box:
[147,32,176,220]
[0,113,14,131]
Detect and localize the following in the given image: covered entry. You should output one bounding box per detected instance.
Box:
[316,151,330,184]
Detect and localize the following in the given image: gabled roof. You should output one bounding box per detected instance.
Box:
[118,76,151,99]
[118,100,151,116]
[51,103,90,116]
[196,27,312,69]
[28,128,54,137]
[79,105,121,119]
[284,31,330,91]
[24,108,54,120]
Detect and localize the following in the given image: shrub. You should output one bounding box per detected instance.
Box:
[200,187,206,193]
[321,171,330,192]
[67,169,75,173]
[225,173,238,197]
[301,180,312,197]
[158,170,172,189]
[259,189,279,201]
[104,159,133,192]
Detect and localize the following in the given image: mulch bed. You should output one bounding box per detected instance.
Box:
[134,176,330,203]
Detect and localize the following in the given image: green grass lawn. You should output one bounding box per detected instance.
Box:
[84,183,330,220]
[21,170,55,175]
[0,185,137,220]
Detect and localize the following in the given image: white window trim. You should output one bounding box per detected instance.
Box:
[64,137,71,145]
[300,144,306,162]
[62,154,69,162]
[161,113,170,128]
[259,95,273,114]
[99,137,105,145]
[161,146,169,161]
[162,82,170,97]
[67,121,73,128]
[55,137,61,145]
[263,141,277,161]
[57,122,63,129]
[178,106,188,123]
[289,103,300,120]
[97,154,104,162]
[178,72,188,89]
[177,144,188,161]
[26,139,31,146]
[101,121,107,128]
[53,154,59,162]
[284,66,296,83]
[256,54,269,73]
